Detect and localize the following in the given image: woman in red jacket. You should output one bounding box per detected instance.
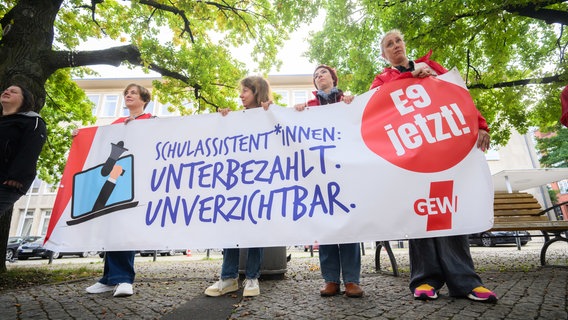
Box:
[561,85,568,127]
[371,29,497,303]
[295,65,362,298]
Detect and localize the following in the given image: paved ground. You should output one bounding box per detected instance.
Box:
[0,241,566,319]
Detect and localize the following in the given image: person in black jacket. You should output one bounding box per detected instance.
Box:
[0,84,47,216]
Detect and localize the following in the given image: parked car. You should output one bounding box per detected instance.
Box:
[6,236,42,260]
[468,231,532,247]
[139,249,186,257]
[17,237,97,260]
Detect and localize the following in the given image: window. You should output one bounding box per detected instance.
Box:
[28,179,41,195]
[273,90,290,107]
[558,180,568,194]
[120,99,129,117]
[87,94,100,116]
[18,210,34,236]
[100,94,120,118]
[43,182,58,194]
[39,210,51,236]
[145,101,155,115]
[293,90,309,106]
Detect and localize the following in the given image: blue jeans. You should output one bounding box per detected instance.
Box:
[409,236,483,296]
[0,185,22,217]
[220,248,263,280]
[99,251,136,285]
[319,243,361,284]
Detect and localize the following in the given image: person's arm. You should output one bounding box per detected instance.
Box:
[219,108,230,116]
[294,98,319,111]
[341,95,355,104]
[261,100,273,110]
[92,165,123,211]
[476,111,490,151]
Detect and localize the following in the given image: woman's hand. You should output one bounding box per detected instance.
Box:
[477,129,490,152]
[219,108,230,117]
[412,66,433,78]
[261,100,273,110]
[3,180,23,189]
[294,103,307,111]
[342,95,355,104]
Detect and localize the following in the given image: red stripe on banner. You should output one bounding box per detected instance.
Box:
[44,127,98,243]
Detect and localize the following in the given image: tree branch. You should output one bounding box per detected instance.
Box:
[502,1,568,25]
[50,45,142,69]
[138,0,194,42]
[468,74,564,89]
[77,0,106,36]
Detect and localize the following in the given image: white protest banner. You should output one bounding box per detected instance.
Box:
[44,69,494,251]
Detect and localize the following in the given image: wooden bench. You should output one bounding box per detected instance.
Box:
[491,191,568,265]
[375,192,568,276]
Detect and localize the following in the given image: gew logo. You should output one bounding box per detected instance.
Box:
[413,180,457,231]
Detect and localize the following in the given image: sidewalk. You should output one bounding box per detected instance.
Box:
[0,242,566,319]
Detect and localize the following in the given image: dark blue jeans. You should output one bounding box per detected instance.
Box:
[99,251,136,285]
[220,248,263,280]
[319,243,361,284]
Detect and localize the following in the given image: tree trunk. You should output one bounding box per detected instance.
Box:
[0,0,63,112]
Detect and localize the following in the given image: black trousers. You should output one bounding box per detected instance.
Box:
[409,235,483,296]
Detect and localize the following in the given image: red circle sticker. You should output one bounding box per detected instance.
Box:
[361,77,479,173]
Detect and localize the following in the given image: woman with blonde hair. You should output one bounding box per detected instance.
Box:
[205,75,272,297]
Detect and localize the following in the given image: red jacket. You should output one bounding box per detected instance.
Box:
[369,50,489,132]
[112,112,154,124]
[561,86,568,127]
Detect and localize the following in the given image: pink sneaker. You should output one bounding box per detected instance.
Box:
[413,284,438,300]
[467,286,498,303]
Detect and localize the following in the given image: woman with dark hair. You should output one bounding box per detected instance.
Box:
[84,83,153,298]
[0,84,47,215]
[205,76,272,298]
[370,29,497,303]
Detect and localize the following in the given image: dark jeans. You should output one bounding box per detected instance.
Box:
[221,248,263,280]
[409,235,483,296]
[0,185,23,217]
[99,251,136,285]
[319,243,361,284]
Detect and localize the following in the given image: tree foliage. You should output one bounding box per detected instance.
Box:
[535,126,568,167]
[0,0,320,184]
[306,0,568,146]
[0,0,319,272]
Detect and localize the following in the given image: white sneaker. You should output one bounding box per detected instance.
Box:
[113,283,134,297]
[204,278,239,297]
[243,278,260,297]
[86,282,115,294]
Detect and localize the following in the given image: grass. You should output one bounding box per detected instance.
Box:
[0,266,101,292]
